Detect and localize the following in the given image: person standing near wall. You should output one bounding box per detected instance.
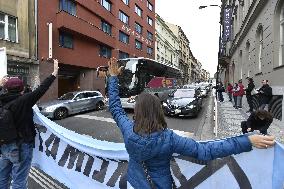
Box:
[258,80,272,110]
[236,80,245,109]
[245,78,255,113]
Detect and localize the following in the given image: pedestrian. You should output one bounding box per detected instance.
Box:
[227,83,233,102]
[232,83,239,108]
[236,80,245,109]
[241,110,273,135]
[258,79,272,110]
[107,58,275,189]
[245,77,255,113]
[217,82,224,102]
[0,59,59,189]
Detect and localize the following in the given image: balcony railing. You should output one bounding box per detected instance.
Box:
[56,11,115,47]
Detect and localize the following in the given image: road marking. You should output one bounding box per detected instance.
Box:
[74,114,116,123]
[30,167,65,189]
[74,114,194,138]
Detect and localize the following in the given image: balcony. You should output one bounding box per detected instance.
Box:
[56,11,115,47]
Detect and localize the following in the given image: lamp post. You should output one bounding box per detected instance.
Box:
[199,5,222,89]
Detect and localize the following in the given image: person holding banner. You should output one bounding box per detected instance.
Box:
[107,58,275,189]
[0,59,59,189]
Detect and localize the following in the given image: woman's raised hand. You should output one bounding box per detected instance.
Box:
[108,57,123,76]
[248,134,275,149]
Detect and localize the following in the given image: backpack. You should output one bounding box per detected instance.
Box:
[0,101,18,145]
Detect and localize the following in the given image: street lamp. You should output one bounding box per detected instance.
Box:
[199,4,222,89]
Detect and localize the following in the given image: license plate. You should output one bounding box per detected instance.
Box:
[174,109,181,114]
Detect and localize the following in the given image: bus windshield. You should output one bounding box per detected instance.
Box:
[117,58,181,98]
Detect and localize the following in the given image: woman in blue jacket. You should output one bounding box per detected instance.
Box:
[107,58,275,189]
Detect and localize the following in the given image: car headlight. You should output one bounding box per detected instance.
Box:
[44,106,57,112]
[186,104,196,109]
[162,102,168,107]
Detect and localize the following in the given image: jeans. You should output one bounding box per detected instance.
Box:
[218,92,224,102]
[246,95,253,111]
[237,96,243,108]
[233,96,237,107]
[0,142,33,189]
[228,93,232,101]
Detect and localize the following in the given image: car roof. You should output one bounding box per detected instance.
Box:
[68,91,102,95]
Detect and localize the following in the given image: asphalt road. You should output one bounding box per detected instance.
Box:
[28,95,211,188]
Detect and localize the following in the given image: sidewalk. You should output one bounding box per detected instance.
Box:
[216,93,284,144]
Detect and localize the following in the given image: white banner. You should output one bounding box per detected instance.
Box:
[32,109,284,189]
[0,47,7,78]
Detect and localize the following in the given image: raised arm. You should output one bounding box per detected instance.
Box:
[20,59,59,107]
[108,58,133,135]
[171,132,275,161]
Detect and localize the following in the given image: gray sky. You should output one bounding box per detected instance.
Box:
[156,0,222,77]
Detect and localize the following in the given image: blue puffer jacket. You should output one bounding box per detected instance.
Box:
[108,76,252,189]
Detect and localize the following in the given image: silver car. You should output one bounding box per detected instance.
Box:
[38,91,105,120]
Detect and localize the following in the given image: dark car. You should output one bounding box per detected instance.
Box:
[162,89,202,117]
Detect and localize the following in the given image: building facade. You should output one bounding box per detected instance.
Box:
[166,22,191,84]
[220,0,284,121]
[38,0,155,100]
[0,0,38,87]
[155,14,179,69]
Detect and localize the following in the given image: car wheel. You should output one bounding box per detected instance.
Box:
[96,101,104,110]
[54,108,68,120]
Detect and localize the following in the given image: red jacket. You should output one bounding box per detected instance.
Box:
[235,83,245,96]
[227,85,233,94]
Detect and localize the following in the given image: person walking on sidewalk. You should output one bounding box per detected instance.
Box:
[0,59,59,189]
[107,57,275,189]
[227,83,233,102]
[232,83,239,108]
[236,80,245,109]
[245,77,255,113]
[241,110,273,135]
[258,80,272,110]
[217,82,225,102]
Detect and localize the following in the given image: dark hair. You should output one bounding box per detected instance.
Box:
[134,93,167,135]
[255,110,273,120]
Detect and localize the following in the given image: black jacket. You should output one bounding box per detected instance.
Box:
[0,75,56,143]
[258,84,272,104]
[246,112,272,133]
[246,82,255,96]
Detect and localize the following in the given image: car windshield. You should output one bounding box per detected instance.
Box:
[59,92,75,100]
[174,90,195,98]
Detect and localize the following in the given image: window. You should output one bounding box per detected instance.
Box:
[59,32,73,49]
[147,47,153,55]
[119,51,129,59]
[135,5,143,17]
[147,1,153,11]
[147,31,153,41]
[101,0,111,11]
[135,22,143,34]
[135,40,142,50]
[119,11,129,25]
[119,31,129,44]
[0,13,17,42]
[101,20,112,35]
[147,16,153,26]
[59,0,76,15]
[256,26,263,72]
[122,0,129,5]
[100,45,111,58]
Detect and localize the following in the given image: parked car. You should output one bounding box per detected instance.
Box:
[38,91,105,120]
[162,89,202,117]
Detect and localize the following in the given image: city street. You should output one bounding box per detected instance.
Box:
[28,94,213,188]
